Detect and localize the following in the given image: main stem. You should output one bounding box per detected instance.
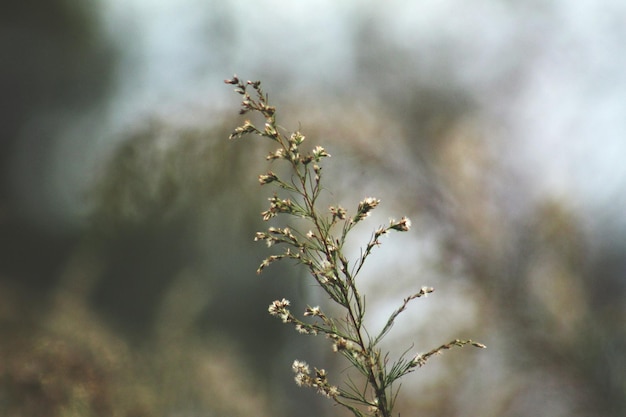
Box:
[281,131,392,417]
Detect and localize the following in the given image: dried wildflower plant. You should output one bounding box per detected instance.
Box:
[225,75,485,417]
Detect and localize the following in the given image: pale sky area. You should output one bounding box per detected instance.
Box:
[34,0,626,236]
[114,0,624,208]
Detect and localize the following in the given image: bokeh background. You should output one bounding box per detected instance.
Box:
[2,1,625,416]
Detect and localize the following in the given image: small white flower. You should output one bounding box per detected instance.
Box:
[419,286,434,297]
[268,299,291,317]
[294,372,308,386]
[312,145,331,160]
[327,385,340,398]
[389,216,411,232]
[292,360,310,375]
[295,324,310,334]
[355,197,380,221]
[304,306,321,317]
[258,171,278,185]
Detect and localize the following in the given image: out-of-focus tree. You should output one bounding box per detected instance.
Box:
[0,0,116,287]
[0,1,118,416]
[86,119,334,416]
[291,66,626,417]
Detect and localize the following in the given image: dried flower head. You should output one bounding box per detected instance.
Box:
[389,216,412,232]
[258,171,279,185]
[329,205,347,221]
[292,359,310,376]
[304,306,322,317]
[354,197,380,222]
[312,145,331,161]
[268,299,292,323]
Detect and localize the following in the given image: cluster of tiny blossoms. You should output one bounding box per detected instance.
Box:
[225,76,484,417]
[292,360,340,398]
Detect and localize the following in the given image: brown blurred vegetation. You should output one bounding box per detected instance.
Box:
[1,1,625,417]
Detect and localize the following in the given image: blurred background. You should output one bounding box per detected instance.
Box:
[1,0,625,416]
